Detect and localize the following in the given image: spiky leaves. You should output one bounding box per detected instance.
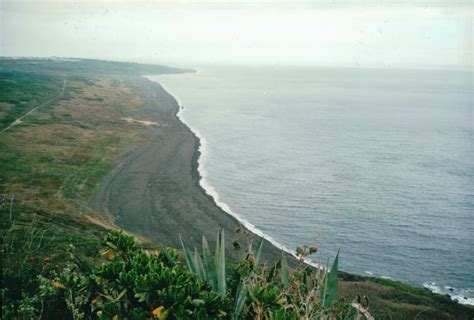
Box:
[215,229,226,298]
[323,250,340,308]
[180,229,226,298]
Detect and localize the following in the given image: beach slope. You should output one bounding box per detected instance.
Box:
[2,58,472,319]
[88,76,284,262]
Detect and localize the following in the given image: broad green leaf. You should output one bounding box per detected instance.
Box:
[192,299,205,307]
[202,235,217,291]
[324,250,339,308]
[232,281,247,320]
[161,248,176,267]
[179,235,196,274]
[202,235,211,260]
[320,259,330,307]
[194,247,206,281]
[116,288,127,301]
[254,237,264,266]
[215,229,226,297]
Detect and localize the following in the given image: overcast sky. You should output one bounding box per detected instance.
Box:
[1,0,472,69]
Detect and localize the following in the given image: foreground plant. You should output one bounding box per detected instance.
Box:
[5,229,371,319]
[23,231,232,319]
[180,229,373,319]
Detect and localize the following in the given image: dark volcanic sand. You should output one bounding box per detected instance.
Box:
[80,75,474,317]
[89,76,286,263]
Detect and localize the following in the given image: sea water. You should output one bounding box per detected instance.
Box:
[149,66,473,304]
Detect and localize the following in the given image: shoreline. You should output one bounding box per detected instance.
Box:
[153,77,332,270]
[151,79,293,249]
[88,73,474,310]
[147,74,474,306]
[2,56,472,318]
[88,75,288,264]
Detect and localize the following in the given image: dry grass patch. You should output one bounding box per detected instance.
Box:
[0,76,156,216]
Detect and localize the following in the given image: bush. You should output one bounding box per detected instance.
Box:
[35,231,232,319]
[180,229,371,320]
[3,229,372,319]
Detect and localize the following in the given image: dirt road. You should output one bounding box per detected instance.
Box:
[2,79,66,133]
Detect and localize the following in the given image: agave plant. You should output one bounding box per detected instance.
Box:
[14,229,373,319]
[322,250,339,308]
[179,229,227,298]
[180,229,266,318]
[180,229,373,320]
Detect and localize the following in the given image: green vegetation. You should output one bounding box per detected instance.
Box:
[2,228,372,319]
[179,229,366,319]
[0,68,153,214]
[0,71,63,130]
[0,198,106,319]
[1,58,473,319]
[2,198,473,319]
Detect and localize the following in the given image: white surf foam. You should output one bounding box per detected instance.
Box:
[146,75,474,306]
[145,75,323,268]
[423,282,474,306]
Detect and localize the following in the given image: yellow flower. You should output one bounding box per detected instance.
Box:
[112,315,119,320]
[53,281,65,289]
[152,306,168,319]
[100,249,116,261]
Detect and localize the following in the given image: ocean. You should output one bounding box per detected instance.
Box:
[148,66,473,305]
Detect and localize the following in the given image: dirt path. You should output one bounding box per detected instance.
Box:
[1,79,66,133]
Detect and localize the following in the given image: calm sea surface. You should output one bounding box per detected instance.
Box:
[150,66,473,304]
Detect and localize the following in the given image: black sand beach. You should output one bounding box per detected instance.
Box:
[86,74,474,319]
[89,76,284,262]
[3,58,472,318]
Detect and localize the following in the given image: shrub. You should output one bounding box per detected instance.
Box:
[3,229,372,319]
[37,231,232,319]
[180,229,373,320]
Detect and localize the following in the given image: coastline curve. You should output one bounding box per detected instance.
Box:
[146,75,321,268]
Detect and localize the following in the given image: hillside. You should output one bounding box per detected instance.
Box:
[1,58,473,319]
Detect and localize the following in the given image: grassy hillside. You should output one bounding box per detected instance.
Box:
[1,58,473,319]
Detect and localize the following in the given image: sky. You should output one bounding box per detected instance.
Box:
[1,0,472,69]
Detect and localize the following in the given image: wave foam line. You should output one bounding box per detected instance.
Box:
[146,76,321,268]
[147,76,474,307]
[423,282,474,306]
